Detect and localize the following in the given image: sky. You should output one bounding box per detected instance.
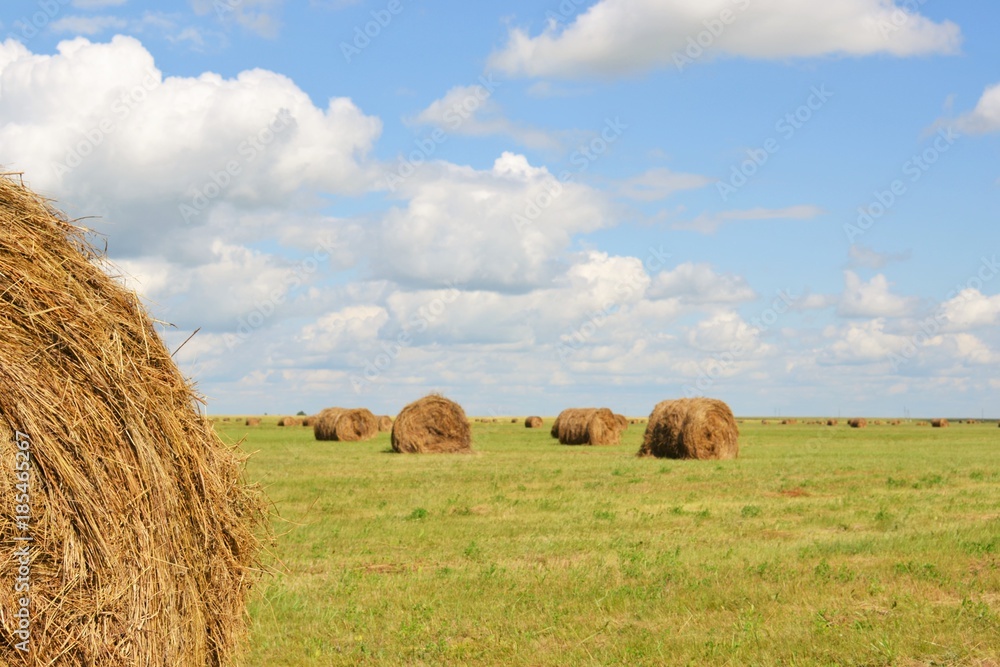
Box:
[1,0,998,419]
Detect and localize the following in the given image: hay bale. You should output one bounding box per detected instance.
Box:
[278,416,302,427]
[761,419,769,425]
[245,417,261,426]
[0,175,262,666]
[614,413,629,431]
[301,416,315,427]
[553,408,620,446]
[511,418,518,423]
[637,398,739,460]
[524,416,543,429]
[848,418,867,428]
[313,407,378,442]
[826,419,838,426]
[391,394,472,453]
[931,418,949,428]
[377,415,393,432]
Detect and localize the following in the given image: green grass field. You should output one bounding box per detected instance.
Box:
[215,418,1000,666]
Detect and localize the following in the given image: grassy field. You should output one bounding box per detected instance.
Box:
[215,418,1000,666]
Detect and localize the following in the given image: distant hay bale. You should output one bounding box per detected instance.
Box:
[245,417,261,426]
[761,419,769,425]
[511,418,518,423]
[638,398,738,460]
[391,394,472,453]
[313,407,378,442]
[278,416,302,427]
[524,416,543,428]
[781,419,798,425]
[0,174,262,666]
[553,408,620,446]
[377,415,393,432]
[848,418,867,428]
[301,416,315,427]
[614,413,629,431]
[931,418,949,428]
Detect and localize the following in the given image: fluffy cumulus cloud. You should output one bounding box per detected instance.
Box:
[648,262,755,303]
[489,0,961,78]
[372,152,612,291]
[0,36,380,254]
[954,82,1000,134]
[837,271,917,318]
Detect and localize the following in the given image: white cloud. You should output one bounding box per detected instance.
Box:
[837,271,917,318]
[823,319,907,363]
[954,83,1000,134]
[411,82,559,150]
[488,0,961,78]
[50,16,129,34]
[941,289,1000,330]
[298,306,389,353]
[847,243,911,269]
[0,36,381,256]
[190,0,282,38]
[648,262,755,303]
[671,205,822,234]
[371,152,612,291]
[618,167,712,201]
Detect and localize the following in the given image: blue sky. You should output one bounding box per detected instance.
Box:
[1,0,998,418]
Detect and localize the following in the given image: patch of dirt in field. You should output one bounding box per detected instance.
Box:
[778,487,810,497]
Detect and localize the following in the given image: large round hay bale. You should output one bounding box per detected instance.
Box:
[377,415,393,432]
[614,413,629,431]
[637,398,739,460]
[277,416,302,427]
[313,407,378,441]
[0,176,262,666]
[245,417,261,426]
[826,418,838,426]
[848,418,867,428]
[391,394,472,453]
[553,408,620,446]
[931,418,949,428]
[524,416,543,428]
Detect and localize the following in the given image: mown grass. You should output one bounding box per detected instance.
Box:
[215,418,1000,666]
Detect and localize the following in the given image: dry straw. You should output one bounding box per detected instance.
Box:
[391,394,472,453]
[0,174,263,666]
[246,417,262,426]
[524,416,543,429]
[638,398,739,460]
[313,407,378,442]
[552,408,620,446]
[377,415,393,432]
[848,418,867,428]
[931,418,949,428]
[614,413,629,432]
[278,416,302,427]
